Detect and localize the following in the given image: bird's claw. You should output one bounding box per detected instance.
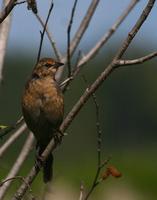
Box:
[35,154,44,169]
[54,130,63,145]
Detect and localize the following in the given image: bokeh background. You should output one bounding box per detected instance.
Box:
[0,0,157,199]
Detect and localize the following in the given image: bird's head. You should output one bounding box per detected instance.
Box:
[33,58,64,78]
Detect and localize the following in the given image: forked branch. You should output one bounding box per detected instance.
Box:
[12,1,156,199]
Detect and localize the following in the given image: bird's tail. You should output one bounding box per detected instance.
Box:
[43,153,53,183]
[37,144,53,183]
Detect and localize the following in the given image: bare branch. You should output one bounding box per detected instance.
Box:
[78,183,84,200]
[35,13,62,61]
[60,76,73,88]
[0,0,13,83]
[84,158,110,200]
[61,0,156,131]
[12,1,156,199]
[82,76,104,200]
[116,51,157,66]
[114,0,156,60]
[77,0,140,69]
[67,0,79,77]
[36,0,54,62]
[62,0,139,90]
[70,0,100,56]
[56,0,100,81]
[0,133,34,200]
[0,116,24,138]
[0,0,17,24]
[0,123,27,158]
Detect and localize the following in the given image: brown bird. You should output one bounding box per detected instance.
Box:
[21,58,64,183]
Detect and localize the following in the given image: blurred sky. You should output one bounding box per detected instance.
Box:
[6,0,157,56]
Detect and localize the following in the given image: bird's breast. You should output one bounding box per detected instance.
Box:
[22,77,64,144]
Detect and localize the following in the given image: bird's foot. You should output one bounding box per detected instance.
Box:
[54,130,63,145]
[35,154,44,169]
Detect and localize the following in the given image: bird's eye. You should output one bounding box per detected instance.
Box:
[44,63,52,68]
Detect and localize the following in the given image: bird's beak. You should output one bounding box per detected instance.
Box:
[54,62,64,68]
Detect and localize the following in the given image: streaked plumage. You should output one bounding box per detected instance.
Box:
[22,58,64,182]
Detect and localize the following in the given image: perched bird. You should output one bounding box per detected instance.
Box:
[21,58,64,183]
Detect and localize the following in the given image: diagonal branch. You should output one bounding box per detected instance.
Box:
[0,0,17,23]
[55,0,100,81]
[0,0,13,83]
[67,0,79,77]
[62,0,139,90]
[0,123,27,158]
[76,0,140,69]
[12,1,156,199]
[36,0,54,62]
[70,0,100,56]
[114,0,156,60]
[0,133,34,200]
[35,13,62,61]
[0,117,24,138]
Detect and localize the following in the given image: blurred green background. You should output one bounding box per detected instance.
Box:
[0,43,157,200]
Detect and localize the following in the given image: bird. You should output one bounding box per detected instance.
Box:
[21,58,64,183]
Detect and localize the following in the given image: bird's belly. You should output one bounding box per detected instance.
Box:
[22,98,63,146]
[22,77,64,146]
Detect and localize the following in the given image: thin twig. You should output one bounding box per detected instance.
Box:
[0,0,17,24]
[82,75,104,200]
[0,176,35,199]
[0,117,24,138]
[60,76,73,88]
[0,176,33,193]
[0,133,34,200]
[82,75,102,166]
[67,0,79,77]
[78,182,84,200]
[36,0,54,62]
[62,0,139,91]
[116,51,157,66]
[93,93,101,166]
[35,13,62,61]
[55,0,100,82]
[70,0,100,56]
[0,123,27,158]
[15,1,26,5]
[0,0,13,83]
[84,158,110,200]
[74,0,140,75]
[12,1,156,199]
[114,1,156,61]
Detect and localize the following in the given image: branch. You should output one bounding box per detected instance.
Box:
[55,0,100,82]
[62,0,139,90]
[0,116,24,138]
[0,133,34,200]
[0,0,13,83]
[114,0,156,60]
[67,0,78,77]
[35,13,62,61]
[76,0,140,69]
[12,1,156,199]
[116,51,157,66]
[0,123,27,158]
[78,183,84,200]
[70,0,100,56]
[0,0,17,24]
[36,0,54,62]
